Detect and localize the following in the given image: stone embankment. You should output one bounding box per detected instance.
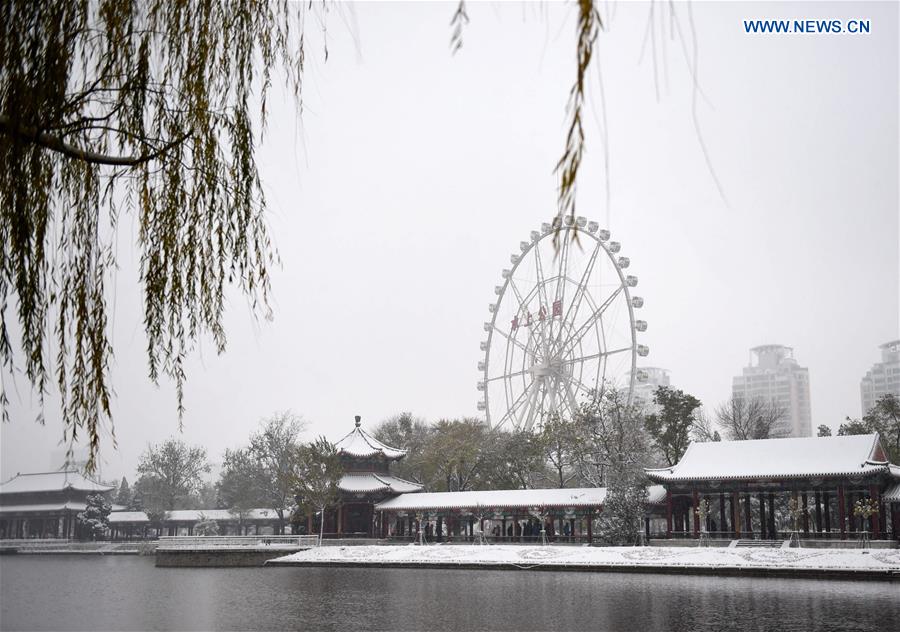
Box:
[267,544,900,581]
[154,535,317,567]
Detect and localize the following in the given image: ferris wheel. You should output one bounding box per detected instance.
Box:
[477,216,648,431]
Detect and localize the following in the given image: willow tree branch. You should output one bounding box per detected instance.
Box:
[0,114,190,166]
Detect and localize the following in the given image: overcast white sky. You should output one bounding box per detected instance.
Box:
[2,1,898,482]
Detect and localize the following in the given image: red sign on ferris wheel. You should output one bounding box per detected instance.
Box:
[511,299,563,331]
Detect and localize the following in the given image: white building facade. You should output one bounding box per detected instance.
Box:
[732,345,812,438]
[631,367,671,409]
[860,340,900,416]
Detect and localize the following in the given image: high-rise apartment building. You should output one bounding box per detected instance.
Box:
[732,345,812,438]
[860,340,900,416]
[631,367,671,408]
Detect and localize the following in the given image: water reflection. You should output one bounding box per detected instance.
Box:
[1,556,897,631]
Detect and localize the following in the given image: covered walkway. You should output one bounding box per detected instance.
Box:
[375,486,667,543]
[646,434,899,541]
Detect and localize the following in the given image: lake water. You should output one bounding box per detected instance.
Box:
[1,555,898,631]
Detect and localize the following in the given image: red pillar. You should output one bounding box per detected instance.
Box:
[665,490,672,538]
[692,489,700,538]
[801,493,809,535]
[837,486,846,539]
[870,485,881,539]
[732,491,741,538]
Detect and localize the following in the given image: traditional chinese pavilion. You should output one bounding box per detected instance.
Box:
[646,433,899,541]
[313,416,422,537]
[0,471,114,539]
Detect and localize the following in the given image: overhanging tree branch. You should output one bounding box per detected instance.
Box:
[0,115,190,166]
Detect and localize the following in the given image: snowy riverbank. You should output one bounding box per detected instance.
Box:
[267,544,900,580]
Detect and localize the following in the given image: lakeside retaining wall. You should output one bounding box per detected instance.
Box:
[155,546,307,567]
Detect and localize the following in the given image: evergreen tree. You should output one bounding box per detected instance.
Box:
[194,516,220,536]
[115,477,132,506]
[643,386,702,466]
[77,493,112,540]
[839,394,900,462]
[575,385,649,544]
[598,461,648,546]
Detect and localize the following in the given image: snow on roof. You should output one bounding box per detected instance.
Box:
[0,471,114,495]
[334,419,407,460]
[0,502,88,514]
[339,473,423,494]
[645,434,891,482]
[376,487,608,512]
[109,511,150,523]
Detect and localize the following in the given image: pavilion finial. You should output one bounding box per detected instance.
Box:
[354,415,361,428]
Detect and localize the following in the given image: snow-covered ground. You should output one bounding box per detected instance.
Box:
[269,544,900,574]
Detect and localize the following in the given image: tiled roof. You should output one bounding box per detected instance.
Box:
[339,473,423,494]
[334,422,407,460]
[0,471,114,495]
[645,434,891,482]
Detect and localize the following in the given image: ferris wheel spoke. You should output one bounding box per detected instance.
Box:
[533,237,551,310]
[564,373,598,398]
[556,241,602,347]
[553,229,570,304]
[490,324,530,355]
[519,380,542,431]
[563,285,624,354]
[494,379,536,429]
[523,391,540,431]
[562,346,632,366]
[507,276,529,315]
[487,368,530,382]
[563,379,581,414]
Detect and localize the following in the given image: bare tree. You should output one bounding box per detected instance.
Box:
[691,410,722,443]
[246,412,306,534]
[572,385,649,544]
[293,437,342,546]
[135,438,210,511]
[539,413,581,488]
[571,385,649,487]
[715,396,789,441]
